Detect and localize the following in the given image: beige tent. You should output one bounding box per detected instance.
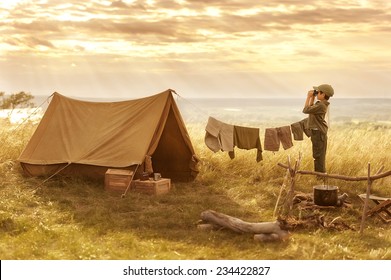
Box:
[18,89,199,181]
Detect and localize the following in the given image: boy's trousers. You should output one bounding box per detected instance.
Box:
[310,129,327,173]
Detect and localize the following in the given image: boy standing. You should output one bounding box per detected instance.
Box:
[303,84,334,173]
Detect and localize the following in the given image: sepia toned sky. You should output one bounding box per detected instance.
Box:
[1,0,391,98]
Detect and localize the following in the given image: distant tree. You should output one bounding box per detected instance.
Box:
[0,91,35,109]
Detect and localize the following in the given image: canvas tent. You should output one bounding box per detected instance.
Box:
[18,89,199,181]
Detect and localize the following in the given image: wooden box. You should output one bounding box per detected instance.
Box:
[105,169,133,192]
[132,178,171,195]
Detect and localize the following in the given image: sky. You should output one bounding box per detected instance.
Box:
[1,0,391,99]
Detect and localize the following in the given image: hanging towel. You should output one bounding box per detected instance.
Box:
[278,126,293,150]
[291,118,311,140]
[205,116,234,152]
[229,125,263,162]
[264,126,293,151]
[264,128,279,151]
[291,122,304,141]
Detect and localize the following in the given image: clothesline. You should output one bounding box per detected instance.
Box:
[174,92,310,161]
[205,116,263,162]
[205,116,310,162]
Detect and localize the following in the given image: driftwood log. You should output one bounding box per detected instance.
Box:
[199,210,290,242]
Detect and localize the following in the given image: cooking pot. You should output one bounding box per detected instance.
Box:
[313,185,339,206]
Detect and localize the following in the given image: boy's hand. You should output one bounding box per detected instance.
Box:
[307,90,315,98]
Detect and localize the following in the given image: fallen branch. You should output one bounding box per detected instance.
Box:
[199,210,290,242]
[281,214,355,232]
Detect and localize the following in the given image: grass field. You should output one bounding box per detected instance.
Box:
[1,118,391,260]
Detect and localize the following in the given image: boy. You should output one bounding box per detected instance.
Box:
[303,84,334,173]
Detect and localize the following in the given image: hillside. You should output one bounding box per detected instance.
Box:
[1,118,391,259]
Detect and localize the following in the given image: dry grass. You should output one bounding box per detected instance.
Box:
[1,118,391,260]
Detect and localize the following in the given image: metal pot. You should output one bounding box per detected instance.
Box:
[313,185,339,206]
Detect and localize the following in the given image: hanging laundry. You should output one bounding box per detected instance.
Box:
[264,126,293,151]
[228,125,263,162]
[205,116,234,152]
[290,118,311,141]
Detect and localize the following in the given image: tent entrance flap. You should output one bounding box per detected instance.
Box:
[151,108,197,181]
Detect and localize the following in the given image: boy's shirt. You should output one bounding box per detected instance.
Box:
[302,100,330,134]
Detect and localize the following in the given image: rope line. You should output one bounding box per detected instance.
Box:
[4,94,53,135]
[34,162,72,189]
[171,89,210,119]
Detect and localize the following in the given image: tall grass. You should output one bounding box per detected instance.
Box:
[1,118,391,260]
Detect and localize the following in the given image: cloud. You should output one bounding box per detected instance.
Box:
[3,36,55,50]
[3,1,390,47]
[12,20,62,33]
[26,37,56,49]
[1,0,391,98]
[110,0,130,9]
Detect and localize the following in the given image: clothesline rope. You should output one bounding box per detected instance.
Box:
[173,91,307,153]
[173,90,211,120]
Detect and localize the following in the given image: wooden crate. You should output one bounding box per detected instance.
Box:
[132,178,171,195]
[105,169,133,192]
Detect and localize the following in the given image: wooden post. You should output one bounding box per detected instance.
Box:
[358,164,386,234]
[273,168,289,218]
[286,156,295,216]
[280,154,302,217]
[287,167,296,215]
[359,163,372,234]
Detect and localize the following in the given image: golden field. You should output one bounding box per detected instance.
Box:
[1,117,391,260]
